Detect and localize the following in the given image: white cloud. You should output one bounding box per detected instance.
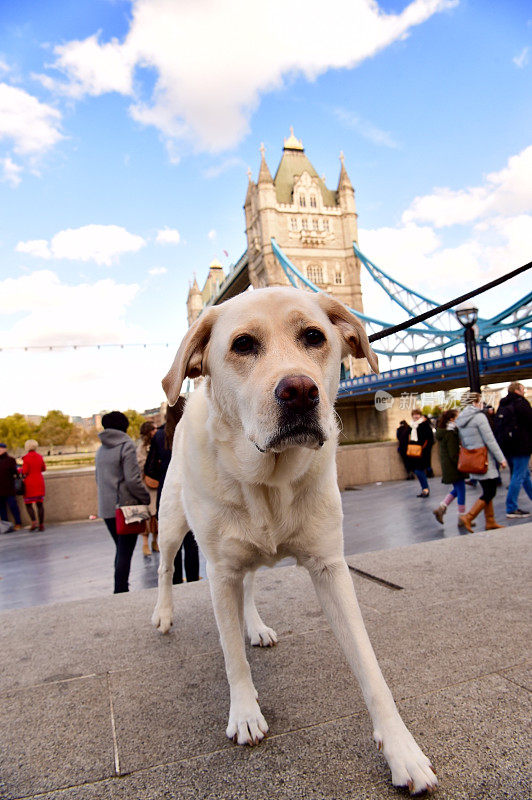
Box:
[45,0,455,156]
[1,156,22,187]
[148,266,168,275]
[359,145,532,314]
[513,46,529,68]
[0,270,141,348]
[156,227,180,245]
[0,82,62,155]
[402,145,532,227]
[333,107,399,149]
[203,156,246,179]
[16,224,146,266]
[207,229,217,241]
[0,271,171,418]
[16,238,51,258]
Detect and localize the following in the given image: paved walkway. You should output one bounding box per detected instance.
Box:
[0,478,528,611]
[1,520,530,799]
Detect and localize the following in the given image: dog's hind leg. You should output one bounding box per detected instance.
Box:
[243,571,278,647]
[208,564,269,745]
[151,481,187,634]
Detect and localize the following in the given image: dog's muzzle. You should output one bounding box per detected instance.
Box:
[256,375,325,452]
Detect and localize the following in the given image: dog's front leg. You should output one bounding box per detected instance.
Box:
[304,556,437,795]
[207,564,269,745]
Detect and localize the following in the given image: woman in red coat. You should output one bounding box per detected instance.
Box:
[22,439,46,531]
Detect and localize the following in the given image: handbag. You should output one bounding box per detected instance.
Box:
[457,445,488,475]
[115,505,150,535]
[14,475,24,495]
[115,443,150,534]
[144,474,159,490]
[406,442,423,458]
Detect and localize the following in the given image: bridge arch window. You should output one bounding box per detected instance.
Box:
[309,195,317,208]
[301,218,308,230]
[307,264,324,284]
[334,271,343,284]
[312,218,319,230]
[323,219,330,232]
[290,217,298,231]
[299,195,306,207]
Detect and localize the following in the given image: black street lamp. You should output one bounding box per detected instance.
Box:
[455,303,481,393]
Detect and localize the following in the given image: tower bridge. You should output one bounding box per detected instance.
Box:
[187,132,531,443]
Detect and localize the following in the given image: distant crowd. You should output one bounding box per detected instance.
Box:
[2,380,531,593]
[396,381,532,530]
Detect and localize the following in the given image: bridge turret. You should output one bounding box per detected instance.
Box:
[187,277,203,325]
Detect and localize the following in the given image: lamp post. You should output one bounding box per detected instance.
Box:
[455,303,480,393]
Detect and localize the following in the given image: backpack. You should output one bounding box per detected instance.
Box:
[493,403,519,454]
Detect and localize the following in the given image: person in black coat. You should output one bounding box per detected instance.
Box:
[496,382,532,518]
[145,399,200,583]
[0,443,22,529]
[396,421,414,479]
[406,409,434,497]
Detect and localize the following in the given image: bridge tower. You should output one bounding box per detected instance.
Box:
[244,129,364,315]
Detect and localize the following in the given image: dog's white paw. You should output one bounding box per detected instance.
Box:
[151,604,173,634]
[248,623,278,647]
[374,716,437,795]
[226,697,269,745]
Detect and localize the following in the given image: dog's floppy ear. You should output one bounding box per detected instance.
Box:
[162,306,220,405]
[317,293,379,374]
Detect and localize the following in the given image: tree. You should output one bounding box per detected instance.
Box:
[124,409,146,441]
[0,414,38,450]
[37,410,74,447]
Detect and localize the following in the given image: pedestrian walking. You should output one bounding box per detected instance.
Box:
[145,398,200,584]
[21,440,46,531]
[494,382,532,519]
[95,411,150,593]
[432,410,468,525]
[136,420,159,555]
[456,392,507,532]
[406,409,434,497]
[0,443,22,530]
[396,420,414,479]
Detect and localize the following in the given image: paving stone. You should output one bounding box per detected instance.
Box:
[108,674,532,799]
[497,662,532,693]
[9,781,114,800]
[109,628,369,775]
[0,565,385,693]
[1,675,115,798]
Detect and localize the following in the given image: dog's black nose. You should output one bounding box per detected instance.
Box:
[275,375,319,413]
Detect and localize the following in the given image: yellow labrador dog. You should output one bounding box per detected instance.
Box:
[152,287,437,795]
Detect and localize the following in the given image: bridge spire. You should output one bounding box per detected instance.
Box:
[257,142,273,185]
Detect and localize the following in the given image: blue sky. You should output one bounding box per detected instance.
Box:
[0,0,530,417]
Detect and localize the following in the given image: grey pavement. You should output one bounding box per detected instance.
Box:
[0,477,528,611]
[0,482,531,800]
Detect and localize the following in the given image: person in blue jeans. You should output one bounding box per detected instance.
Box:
[406,409,434,497]
[495,382,532,519]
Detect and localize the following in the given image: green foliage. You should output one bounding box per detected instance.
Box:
[124,409,146,441]
[36,410,74,446]
[0,413,38,450]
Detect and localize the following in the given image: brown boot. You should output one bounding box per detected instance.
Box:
[484,500,504,530]
[458,499,486,532]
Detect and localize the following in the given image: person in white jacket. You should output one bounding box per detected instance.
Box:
[455,393,507,532]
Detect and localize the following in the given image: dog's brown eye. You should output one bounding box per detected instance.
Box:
[231,334,257,354]
[303,328,325,346]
